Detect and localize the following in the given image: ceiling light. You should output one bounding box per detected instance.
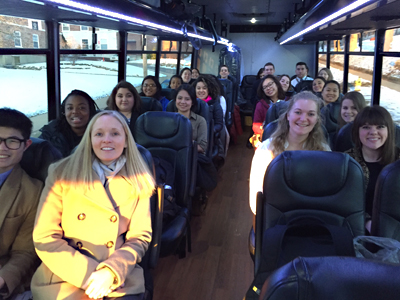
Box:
[22,0,45,4]
[250,18,256,24]
[280,0,375,45]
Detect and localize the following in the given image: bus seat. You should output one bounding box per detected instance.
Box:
[161,79,170,89]
[141,96,162,113]
[219,78,234,127]
[321,101,340,148]
[134,112,196,258]
[239,75,257,116]
[264,101,289,126]
[371,159,400,241]
[161,88,175,101]
[166,99,213,158]
[259,256,400,300]
[136,144,162,299]
[335,122,400,152]
[20,137,62,183]
[253,151,365,274]
[294,80,313,93]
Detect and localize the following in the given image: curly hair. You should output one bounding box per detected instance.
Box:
[192,74,220,100]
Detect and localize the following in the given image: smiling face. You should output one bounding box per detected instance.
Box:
[312,78,325,93]
[91,115,127,165]
[295,64,307,78]
[280,76,290,92]
[321,82,340,104]
[176,90,193,115]
[264,65,275,75]
[142,79,157,97]
[191,69,199,79]
[341,99,358,123]
[220,66,229,79]
[262,78,278,99]
[65,95,90,136]
[195,81,209,100]
[116,88,134,113]
[359,124,388,153]
[318,70,329,81]
[181,70,192,83]
[287,99,318,138]
[170,77,182,90]
[0,126,31,173]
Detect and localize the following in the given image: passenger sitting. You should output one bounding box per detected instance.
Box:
[312,76,326,98]
[252,75,286,136]
[180,67,192,84]
[291,62,313,88]
[168,75,182,90]
[175,84,208,154]
[191,68,200,80]
[318,67,334,81]
[31,110,155,300]
[337,91,366,129]
[249,91,329,215]
[39,90,99,157]
[0,108,43,299]
[107,80,142,134]
[140,75,169,111]
[279,74,295,101]
[345,106,400,231]
[321,80,340,105]
[192,75,224,134]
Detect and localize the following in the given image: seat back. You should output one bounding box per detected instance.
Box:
[264,101,289,126]
[259,256,400,300]
[141,96,162,113]
[371,159,400,241]
[219,78,234,127]
[321,101,341,147]
[240,75,257,102]
[294,80,313,93]
[20,137,63,182]
[161,88,175,101]
[134,112,195,209]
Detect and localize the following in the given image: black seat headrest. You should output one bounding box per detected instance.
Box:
[20,137,63,182]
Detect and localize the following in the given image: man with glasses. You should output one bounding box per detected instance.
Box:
[0,108,43,299]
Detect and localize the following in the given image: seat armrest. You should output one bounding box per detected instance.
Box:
[148,184,164,269]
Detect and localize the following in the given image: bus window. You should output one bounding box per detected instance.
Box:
[347,55,374,105]
[330,54,344,89]
[380,56,400,124]
[60,23,93,50]
[384,27,400,52]
[145,35,158,51]
[319,41,327,52]
[160,53,178,83]
[318,54,327,70]
[361,31,375,52]
[180,53,192,71]
[330,37,345,52]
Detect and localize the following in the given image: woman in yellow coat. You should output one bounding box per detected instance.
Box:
[31,110,155,300]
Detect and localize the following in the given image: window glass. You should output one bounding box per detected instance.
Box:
[329,54,344,90]
[181,41,193,53]
[126,54,155,89]
[95,29,118,50]
[60,23,93,50]
[318,54,327,70]
[145,35,158,51]
[349,33,361,51]
[0,15,47,49]
[318,41,327,52]
[330,37,345,52]
[384,28,400,52]
[127,32,143,51]
[361,31,375,52]
[159,53,178,84]
[60,54,119,110]
[180,53,192,71]
[380,56,400,124]
[347,55,374,105]
[161,40,178,52]
[0,55,47,136]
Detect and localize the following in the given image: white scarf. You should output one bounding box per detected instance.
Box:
[92,155,127,186]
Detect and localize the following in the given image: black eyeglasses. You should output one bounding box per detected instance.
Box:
[0,137,26,150]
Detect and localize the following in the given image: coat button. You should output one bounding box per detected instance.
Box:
[110,215,117,223]
[77,213,86,221]
[106,241,114,248]
[76,242,83,249]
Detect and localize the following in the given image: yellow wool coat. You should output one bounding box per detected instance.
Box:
[31,160,152,300]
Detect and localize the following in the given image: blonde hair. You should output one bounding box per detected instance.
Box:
[270,91,327,155]
[55,110,155,199]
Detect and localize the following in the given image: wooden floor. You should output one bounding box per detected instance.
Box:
[153,128,255,300]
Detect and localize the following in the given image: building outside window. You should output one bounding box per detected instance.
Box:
[14,31,22,47]
[32,21,38,30]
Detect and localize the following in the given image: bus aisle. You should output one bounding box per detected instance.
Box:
[153,128,254,300]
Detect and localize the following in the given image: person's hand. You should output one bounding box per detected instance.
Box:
[83,268,115,299]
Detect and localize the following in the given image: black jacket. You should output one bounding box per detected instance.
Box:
[206,98,224,133]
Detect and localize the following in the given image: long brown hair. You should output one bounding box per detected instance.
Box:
[107,81,142,113]
[338,91,366,129]
[352,106,396,166]
[257,75,286,104]
[270,91,327,156]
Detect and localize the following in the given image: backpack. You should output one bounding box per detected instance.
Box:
[245,216,355,299]
[152,156,181,227]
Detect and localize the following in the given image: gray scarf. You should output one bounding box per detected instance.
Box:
[92,155,127,186]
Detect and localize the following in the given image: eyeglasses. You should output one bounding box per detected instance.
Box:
[143,84,156,88]
[0,137,26,150]
[262,82,275,90]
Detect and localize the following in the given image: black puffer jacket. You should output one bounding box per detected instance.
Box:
[39,119,81,158]
[206,98,224,133]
